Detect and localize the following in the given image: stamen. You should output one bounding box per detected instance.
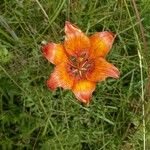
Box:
[81,60,88,68]
[72,69,78,73]
[68,53,93,78]
[81,68,87,71]
[79,70,82,77]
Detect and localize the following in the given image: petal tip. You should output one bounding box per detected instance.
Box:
[65,21,71,25]
[47,72,60,91]
[65,21,81,35]
[111,66,120,79]
[103,31,115,41]
[73,80,96,104]
[47,78,57,91]
[76,93,92,104]
[108,31,115,37]
[42,43,53,56]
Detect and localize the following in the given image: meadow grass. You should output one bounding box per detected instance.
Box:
[0,0,150,149]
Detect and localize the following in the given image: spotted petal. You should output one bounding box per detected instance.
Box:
[47,61,75,90]
[64,21,91,57]
[72,80,96,104]
[42,43,67,65]
[90,32,115,58]
[86,57,119,82]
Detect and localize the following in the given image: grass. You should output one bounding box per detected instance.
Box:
[0,0,149,149]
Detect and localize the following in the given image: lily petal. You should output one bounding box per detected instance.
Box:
[42,43,67,65]
[64,21,91,56]
[90,32,115,58]
[47,61,74,90]
[86,57,119,82]
[65,21,82,35]
[72,80,96,104]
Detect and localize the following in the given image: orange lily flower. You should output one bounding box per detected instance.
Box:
[42,21,119,104]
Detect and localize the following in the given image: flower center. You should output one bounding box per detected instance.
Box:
[68,52,93,78]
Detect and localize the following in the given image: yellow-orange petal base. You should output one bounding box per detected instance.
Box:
[42,21,120,104]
